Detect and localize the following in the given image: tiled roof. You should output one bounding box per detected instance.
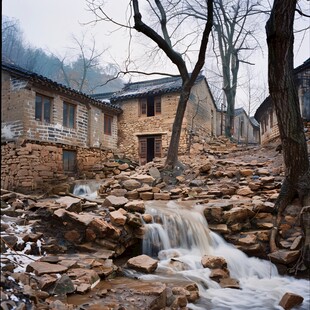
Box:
[234,107,245,116]
[2,62,122,114]
[250,116,260,128]
[110,74,205,102]
[294,58,310,74]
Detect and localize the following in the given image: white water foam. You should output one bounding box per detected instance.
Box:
[72,181,100,199]
[137,201,310,310]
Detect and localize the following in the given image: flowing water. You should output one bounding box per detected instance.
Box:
[136,201,309,310]
[72,184,309,309]
[72,181,101,199]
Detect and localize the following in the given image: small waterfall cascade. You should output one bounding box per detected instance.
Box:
[137,201,309,310]
[72,180,100,199]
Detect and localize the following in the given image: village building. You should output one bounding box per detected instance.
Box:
[254,58,310,144]
[233,108,260,144]
[1,62,122,192]
[104,75,218,164]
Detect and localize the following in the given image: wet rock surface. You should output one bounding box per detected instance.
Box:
[1,140,309,309]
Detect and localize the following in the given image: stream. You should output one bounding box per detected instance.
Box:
[72,183,310,309]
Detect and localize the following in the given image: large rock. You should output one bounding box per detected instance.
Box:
[103,195,129,208]
[55,196,82,212]
[132,174,155,184]
[236,186,253,196]
[26,262,68,276]
[201,255,227,269]
[54,209,95,226]
[124,200,145,213]
[127,254,158,273]
[224,207,249,224]
[89,218,121,238]
[268,250,300,265]
[110,210,127,226]
[49,274,75,295]
[279,292,304,310]
[122,179,141,190]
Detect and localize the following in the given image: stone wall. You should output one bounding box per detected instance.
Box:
[1,70,118,150]
[1,141,114,193]
[185,79,217,139]
[117,93,178,160]
[117,80,217,162]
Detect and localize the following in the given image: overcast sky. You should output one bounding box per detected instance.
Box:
[2,0,132,66]
[2,0,310,112]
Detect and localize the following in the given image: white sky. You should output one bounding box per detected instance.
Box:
[2,0,131,65]
[2,0,310,113]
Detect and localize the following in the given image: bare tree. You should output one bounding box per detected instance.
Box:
[88,0,213,169]
[182,0,263,138]
[55,33,107,93]
[266,0,310,267]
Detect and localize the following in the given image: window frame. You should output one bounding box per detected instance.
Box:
[63,101,76,129]
[104,114,113,135]
[63,150,77,173]
[139,95,161,117]
[35,93,52,123]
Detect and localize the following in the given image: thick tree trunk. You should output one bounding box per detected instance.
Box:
[266,0,310,256]
[165,87,191,169]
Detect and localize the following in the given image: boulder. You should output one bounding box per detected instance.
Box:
[127,254,158,273]
[224,207,249,224]
[210,268,230,281]
[201,255,227,269]
[122,179,141,190]
[236,186,253,196]
[219,277,240,289]
[132,174,155,184]
[279,292,304,310]
[26,262,68,276]
[49,274,75,295]
[110,188,128,197]
[102,195,129,208]
[124,200,145,213]
[56,196,82,212]
[89,218,121,239]
[110,210,127,226]
[268,250,300,265]
[149,167,161,179]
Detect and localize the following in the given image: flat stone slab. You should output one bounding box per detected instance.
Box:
[26,262,68,275]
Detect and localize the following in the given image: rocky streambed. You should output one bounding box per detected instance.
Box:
[1,143,309,309]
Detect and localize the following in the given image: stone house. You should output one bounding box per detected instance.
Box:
[1,62,122,191]
[254,58,310,144]
[234,108,260,144]
[107,75,218,164]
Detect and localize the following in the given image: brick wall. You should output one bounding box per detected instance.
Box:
[117,80,216,162]
[88,106,118,149]
[1,141,114,193]
[117,93,178,160]
[1,70,118,151]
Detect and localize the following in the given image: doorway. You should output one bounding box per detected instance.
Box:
[138,135,162,165]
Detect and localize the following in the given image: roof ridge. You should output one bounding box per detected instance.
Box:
[2,62,122,113]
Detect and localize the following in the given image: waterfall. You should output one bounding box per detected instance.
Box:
[72,180,100,199]
[137,201,309,310]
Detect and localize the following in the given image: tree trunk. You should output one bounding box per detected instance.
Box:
[266,0,310,255]
[165,86,191,169]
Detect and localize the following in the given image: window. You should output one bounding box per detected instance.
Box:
[63,102,76,128]
[104,114,113,135]
[35,94,51,123]
[139,95,161,117]
[63,150,76,173]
